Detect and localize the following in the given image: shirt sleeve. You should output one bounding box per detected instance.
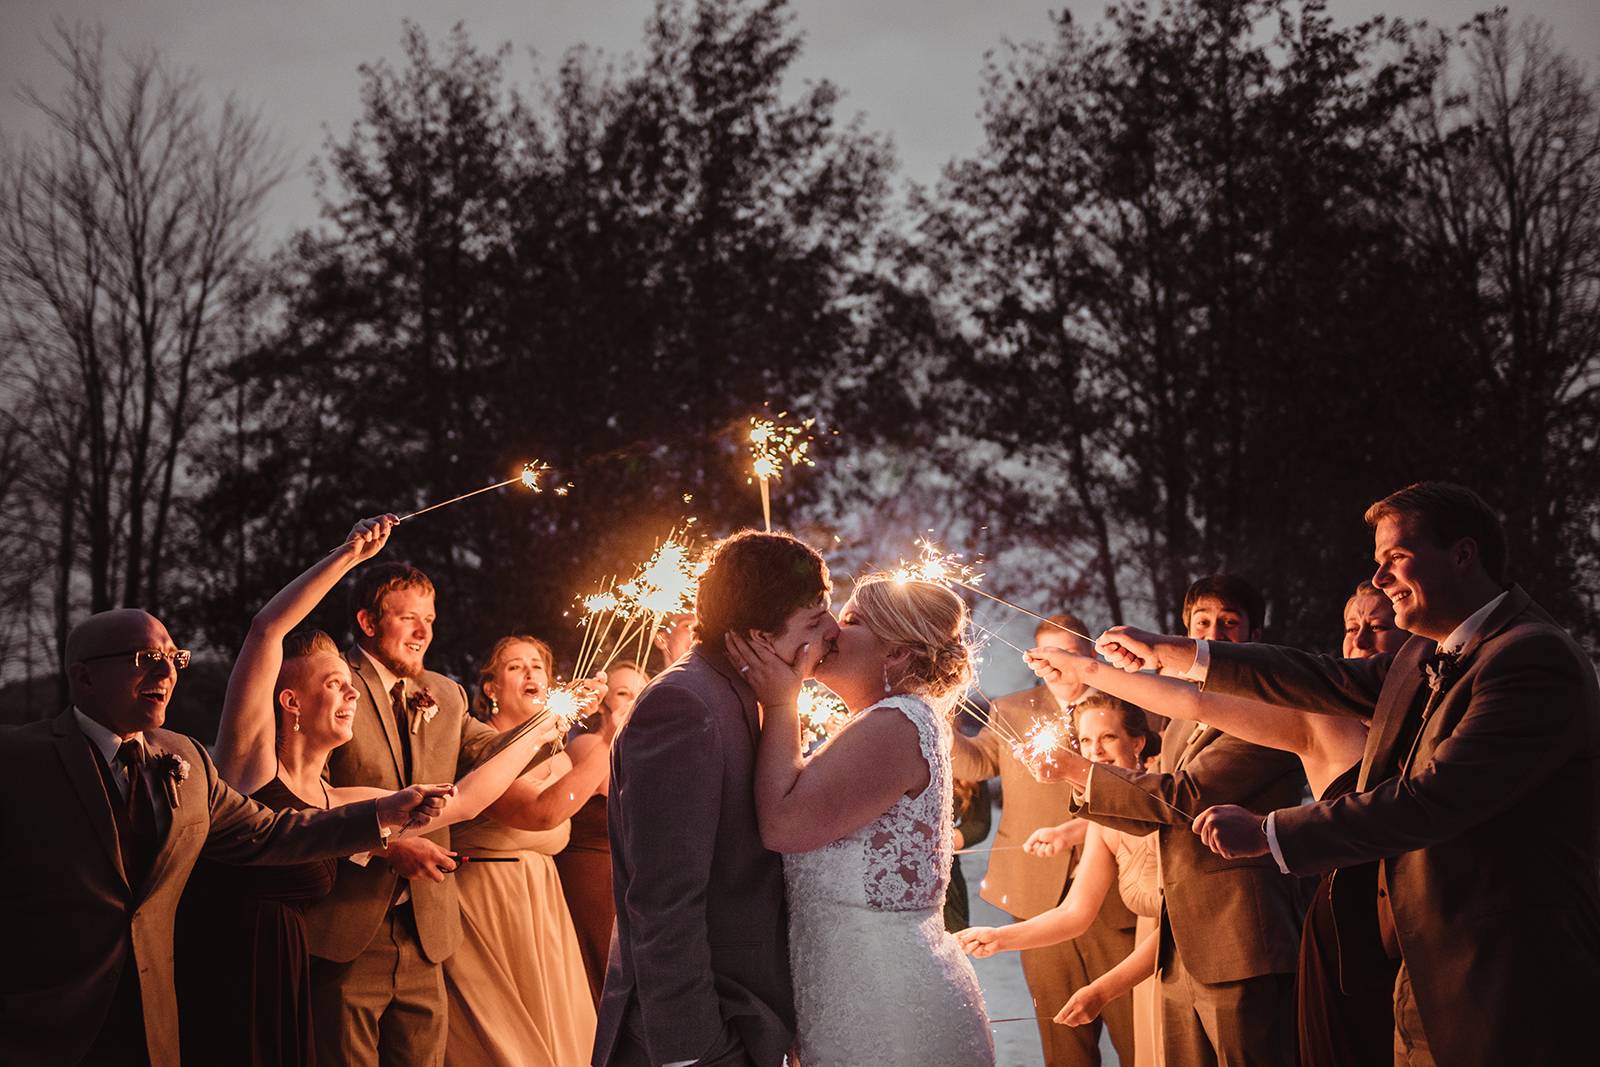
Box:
[1264,810,1291,874]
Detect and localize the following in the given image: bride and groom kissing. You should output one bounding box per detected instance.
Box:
[593,530,997,1067]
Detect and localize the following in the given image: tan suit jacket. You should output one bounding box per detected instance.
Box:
[951,684,1081,919]
[1205,586,1600,1066]
[303,648,502,964]
[0,710,382,1067]
[1080,716,1305,984]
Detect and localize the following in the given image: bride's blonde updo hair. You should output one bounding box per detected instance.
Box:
[850,575,974,708]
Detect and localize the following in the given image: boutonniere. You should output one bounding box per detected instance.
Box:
[151,751,191,808]
[1420,649,1462,695]
[406,687,439,733]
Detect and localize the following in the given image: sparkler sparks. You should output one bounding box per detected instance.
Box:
[748,412,816,531]
[1014,715,1077,769]
[540,683,600,733]
[797,683,851,749]
[571,527,707,679]
[891,538,985,587]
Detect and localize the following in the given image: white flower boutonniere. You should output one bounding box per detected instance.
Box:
[151,751,191,808]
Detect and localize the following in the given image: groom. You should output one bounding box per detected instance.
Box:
[595,530,839,1067]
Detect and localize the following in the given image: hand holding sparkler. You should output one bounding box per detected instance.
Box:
[1022,819,1088,858]
[1023,646,1096,691]
[1191,804,1272,860]
[1095,626,1198,676]
[341,514,399,564]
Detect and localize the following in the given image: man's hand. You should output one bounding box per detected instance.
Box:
[376,783,455,833]
[1023,646,1095,690]
[1096,626,1198,676]
[381,837,458,882]
[1023,819,1088,858]
[1191,804,1271,860]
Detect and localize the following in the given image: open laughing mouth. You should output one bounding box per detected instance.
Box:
[138,687,169,706]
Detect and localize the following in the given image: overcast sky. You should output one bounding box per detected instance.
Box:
[3,1,1596,239]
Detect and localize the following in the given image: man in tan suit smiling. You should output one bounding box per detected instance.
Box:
[953,612,1134,1067]
[306,562,514,1067]
[0,608,448,1067]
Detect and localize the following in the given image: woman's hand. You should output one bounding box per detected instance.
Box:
[724,632,820,712]
[343,513,399,564]
[375,783,455,833]
[1055,983,1108,1026]
[1024,819,1087,858]
[1023,645,1094,689]
[955,926,1008,958]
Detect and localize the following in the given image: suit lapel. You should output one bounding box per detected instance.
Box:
[348,650,408,784]
[52,710,127,886]
[1175,722,1216,771]
[135,739,189,903]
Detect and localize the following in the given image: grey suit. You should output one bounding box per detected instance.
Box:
[594,647,795,1067]
[0,710,381,1067]
[1204,586,1600,1067]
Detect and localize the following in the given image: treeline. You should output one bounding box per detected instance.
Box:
[2,0,1596,722]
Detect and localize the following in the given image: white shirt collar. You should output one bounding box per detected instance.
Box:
[359,646,404,697]
[73,706,145,766]
[1439,590,1510,655]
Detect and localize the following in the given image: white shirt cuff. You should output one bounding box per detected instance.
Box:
[1172,639,1210,683]
[664,1061,697,1066]
[1264,810,1290,874]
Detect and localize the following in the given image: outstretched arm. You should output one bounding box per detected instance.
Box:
[485,738,612,830]
[958,822,1117,956]
[728,633,929,854]
[1027,646,1320,761]
[215,515,397,794]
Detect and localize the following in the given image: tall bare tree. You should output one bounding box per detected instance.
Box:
[0,21,282,686]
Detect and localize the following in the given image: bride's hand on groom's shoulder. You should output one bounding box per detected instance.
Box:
[955,926,1004,958]
[724,632,821,711]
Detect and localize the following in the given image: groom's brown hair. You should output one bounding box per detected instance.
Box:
[694,530,829,647]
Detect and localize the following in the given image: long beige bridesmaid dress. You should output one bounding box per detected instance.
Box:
[1113,830,1163,1067]
[443,816,597,1067]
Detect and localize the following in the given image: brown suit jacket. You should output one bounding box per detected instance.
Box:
[1205,586,1600,1066]
[303,648,501,963]
[594,648,794,1067]
[0,710,382,1067]
[1079,715,1305,984]
[951,684,1083,919]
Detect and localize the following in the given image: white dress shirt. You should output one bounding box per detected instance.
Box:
[1259,589,1510,873]
[74,707,173,836]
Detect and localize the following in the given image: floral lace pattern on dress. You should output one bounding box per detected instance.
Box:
[860,694,953,911]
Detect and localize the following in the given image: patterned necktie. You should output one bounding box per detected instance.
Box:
[115,740,157,888]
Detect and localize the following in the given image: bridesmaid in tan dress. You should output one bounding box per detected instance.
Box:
[444,636,612,1067]
[956,694,1164,1067]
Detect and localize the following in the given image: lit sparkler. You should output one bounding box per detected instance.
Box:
[797,683,851,749]
[748,412,815,531]
[572,528,707,678]
[896,536,1092,643]
[1014,715,1077,769]
[540,682,601,733]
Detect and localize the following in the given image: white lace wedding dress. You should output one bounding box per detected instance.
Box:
[783,694,995,1066]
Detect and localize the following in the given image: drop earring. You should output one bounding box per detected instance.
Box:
[882,663,892,695]
[490,697,499,717]
[291,711,300,733]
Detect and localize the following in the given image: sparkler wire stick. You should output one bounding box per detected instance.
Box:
[951,579,1094,643]
[398,475,521,522]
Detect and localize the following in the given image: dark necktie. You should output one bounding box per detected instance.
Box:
[389,680,414,782]
[115,740,158,889]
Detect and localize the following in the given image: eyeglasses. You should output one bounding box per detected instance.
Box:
[78,648,192,670]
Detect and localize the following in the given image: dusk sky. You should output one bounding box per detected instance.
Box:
[4,1,1597,240]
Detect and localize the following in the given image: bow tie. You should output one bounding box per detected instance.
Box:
[1420,648,1461,693]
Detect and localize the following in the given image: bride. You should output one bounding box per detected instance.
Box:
[726,574,995,1067]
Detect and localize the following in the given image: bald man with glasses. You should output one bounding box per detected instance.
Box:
[0,608,452,1067]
